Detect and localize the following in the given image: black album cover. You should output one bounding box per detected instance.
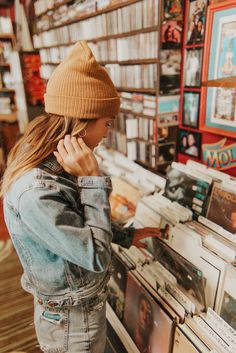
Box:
[207,184,236,235]
[152,238,206,310]
[107,251,129,322]
[124,273,173,353]
[164,166,211,216]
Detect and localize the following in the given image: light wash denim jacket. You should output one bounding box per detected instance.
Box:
[3,155,135,307]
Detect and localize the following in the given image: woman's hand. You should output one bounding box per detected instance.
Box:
[132,227,161,248]
[53,135,101,177]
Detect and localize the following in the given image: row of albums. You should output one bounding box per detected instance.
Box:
[96,146,236,353]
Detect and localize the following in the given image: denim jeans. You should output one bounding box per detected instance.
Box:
[34,295,107,353]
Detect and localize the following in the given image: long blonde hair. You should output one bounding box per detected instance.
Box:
[0,113,91,197]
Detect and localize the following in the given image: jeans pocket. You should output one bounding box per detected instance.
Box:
[35,307,69,353]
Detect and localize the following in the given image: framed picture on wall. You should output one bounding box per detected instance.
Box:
[161,20,182,49]
[186,0,208,45]
[184,49,203,87]
[178,129,201,158]
[182,92,200,128]
[163,0,183,21]
[200,0,236,138]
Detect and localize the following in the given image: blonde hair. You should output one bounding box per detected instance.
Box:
[0,113,92,197]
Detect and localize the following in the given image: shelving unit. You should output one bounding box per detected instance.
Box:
[33,0,183,174]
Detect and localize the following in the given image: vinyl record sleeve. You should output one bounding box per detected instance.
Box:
[164,165,211,217]
[152,238,206,307]
[206,183,236,238]
[219,265,236,331]
[173,326,210,353]
[165,224,227,311]
[124,272,174,353]
[107,251,129,322]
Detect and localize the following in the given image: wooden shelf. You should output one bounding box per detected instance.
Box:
[0,62,10,68]
[202,76,236,88]
[36,25,157,48]
[0,112,17,123]
[0,33,16,47]
[0,88,15,93]
[117,87,156,94]
[99,58,159,65]
[41,58,159,67]
[36,0,143,34]
[120,108,156,119]
[0,33,14,39]
[36,0,75,17]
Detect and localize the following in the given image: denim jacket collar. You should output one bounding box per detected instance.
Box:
[39,154,77,182]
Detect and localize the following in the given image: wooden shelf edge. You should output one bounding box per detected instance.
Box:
[0,112,17,123]
[0,88,15,93]
[40,58,159,66]
[117,87,156,94]
[202,76,236,88]
[120,108,156,118]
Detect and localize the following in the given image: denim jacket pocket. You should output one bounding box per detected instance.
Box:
[34,303,69,353]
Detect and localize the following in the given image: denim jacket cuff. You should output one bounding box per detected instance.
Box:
[77,176,112,189]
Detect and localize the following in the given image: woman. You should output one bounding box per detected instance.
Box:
[1,41,160,353]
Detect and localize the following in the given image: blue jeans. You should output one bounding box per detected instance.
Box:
[34,296,107,353]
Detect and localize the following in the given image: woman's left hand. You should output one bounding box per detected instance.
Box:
[132,227,160,248]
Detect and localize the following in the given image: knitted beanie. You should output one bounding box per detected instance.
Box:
[44,41,120,119]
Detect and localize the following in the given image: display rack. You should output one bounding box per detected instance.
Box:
[33,0,183,174]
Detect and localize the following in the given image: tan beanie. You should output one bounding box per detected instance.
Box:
[44,41,120,119]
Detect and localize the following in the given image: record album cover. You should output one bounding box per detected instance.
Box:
[107,251,129,322]
[164,166,211,217]
[207,184,236,236]
[124,273,173,353]
[152,238,206,310]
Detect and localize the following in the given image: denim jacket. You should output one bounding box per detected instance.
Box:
[3,155,135,307]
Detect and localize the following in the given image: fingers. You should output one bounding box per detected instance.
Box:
[53,151,64,165]
[57,140,68,161]
[63,135,77,155]
[71,136,82,153]
[77,137,90,151]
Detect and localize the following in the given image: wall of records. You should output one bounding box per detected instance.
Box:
[32,0,236,177]
[96,145,236,353]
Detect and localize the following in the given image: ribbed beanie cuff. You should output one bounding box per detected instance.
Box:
[44,94,120,118]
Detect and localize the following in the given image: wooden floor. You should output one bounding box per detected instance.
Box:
[0,249,42,353]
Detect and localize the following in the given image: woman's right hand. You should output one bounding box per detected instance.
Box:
[53,135,101,177]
